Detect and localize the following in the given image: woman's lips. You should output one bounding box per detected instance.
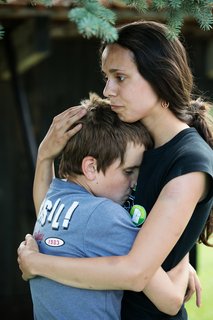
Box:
[111,105,122,110]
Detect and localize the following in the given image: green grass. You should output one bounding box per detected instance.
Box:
[186,244,213,320]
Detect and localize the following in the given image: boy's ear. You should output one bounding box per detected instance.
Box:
[82,156,97,180]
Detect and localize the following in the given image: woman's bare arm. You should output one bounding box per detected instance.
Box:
[33,150,55,215]
[18,171,206,292]
[33,106,86,214]
[18,236,200,315]
[143,253,201,314]
[143,255,190,315]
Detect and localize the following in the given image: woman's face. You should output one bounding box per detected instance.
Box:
[102,44,160,123]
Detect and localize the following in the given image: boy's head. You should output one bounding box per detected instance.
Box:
[59,93,153,203]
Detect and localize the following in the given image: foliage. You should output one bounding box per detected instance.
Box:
[68,0,118,42]
[0,0,213,40]
[186,244,213,320]
[68,0,213,40]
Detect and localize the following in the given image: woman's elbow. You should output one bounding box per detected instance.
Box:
[118,255,157,292]
[159,296,183,316]
[124,267,151,292]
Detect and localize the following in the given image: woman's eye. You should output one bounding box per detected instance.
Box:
[117,75,125,81]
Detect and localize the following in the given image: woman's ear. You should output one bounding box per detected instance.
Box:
[82,156,97,180]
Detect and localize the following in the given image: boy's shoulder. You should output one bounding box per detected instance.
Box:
[84,198,139,257]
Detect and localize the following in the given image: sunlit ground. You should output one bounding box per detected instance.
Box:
[186,244,213,320]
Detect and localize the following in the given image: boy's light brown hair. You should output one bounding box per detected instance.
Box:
[59,93,153,179]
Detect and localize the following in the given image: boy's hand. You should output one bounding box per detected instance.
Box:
[17,234,39,281]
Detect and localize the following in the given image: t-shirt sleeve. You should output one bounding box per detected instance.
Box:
[83,200,139,257]
[164,146,213,199]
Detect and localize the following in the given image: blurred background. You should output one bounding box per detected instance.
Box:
[0,1,212,319]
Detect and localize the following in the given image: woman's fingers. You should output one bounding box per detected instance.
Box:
[38,106,87,160]
[17,234,39,281]
[184,264,202,307]
[53,106,86,133]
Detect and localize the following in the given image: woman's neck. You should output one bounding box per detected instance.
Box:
[142,109,189,148]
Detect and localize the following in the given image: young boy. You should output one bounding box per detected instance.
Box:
[28,93,189,320]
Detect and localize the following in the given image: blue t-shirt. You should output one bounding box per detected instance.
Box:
[30,178,139,320]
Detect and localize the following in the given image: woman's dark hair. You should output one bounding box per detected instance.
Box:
[100,20,213,246]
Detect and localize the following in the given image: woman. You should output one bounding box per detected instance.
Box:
[18,20,213,319]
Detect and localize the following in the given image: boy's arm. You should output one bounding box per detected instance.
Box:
[143,255,190,315]
[33,106,86,214]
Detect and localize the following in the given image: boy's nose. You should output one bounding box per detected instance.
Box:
[130,182,137,192]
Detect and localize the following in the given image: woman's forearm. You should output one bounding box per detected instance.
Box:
[23,173,203,294]
[22,248,188,316]
[28,252,151,292]
[143,260,189,315]
[33,151,55,215]
[33,107,86,215]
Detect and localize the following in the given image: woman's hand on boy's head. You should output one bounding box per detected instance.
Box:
[17,234,39,281]
[38,106,87,162]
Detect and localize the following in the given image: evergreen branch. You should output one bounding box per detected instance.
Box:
[122,0,148,12]
[0,0,213,41]
[71,0,116,24]
[184,0,213,30]
[151,0,213,37]
[83,1,116,24]
[68,7,118,42]
[31,0,53,6]
[168,0,182,9]
[165,9,185,38]
[193,5,213,30]
[151,0,167,10]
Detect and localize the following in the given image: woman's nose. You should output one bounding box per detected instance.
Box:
[103,80,117,98]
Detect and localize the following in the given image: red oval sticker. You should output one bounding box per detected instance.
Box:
[45,237,64,247]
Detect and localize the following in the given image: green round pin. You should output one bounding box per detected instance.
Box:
[130,205,147,226]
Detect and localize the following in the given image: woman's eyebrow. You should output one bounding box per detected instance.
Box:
[102,68,125,74]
